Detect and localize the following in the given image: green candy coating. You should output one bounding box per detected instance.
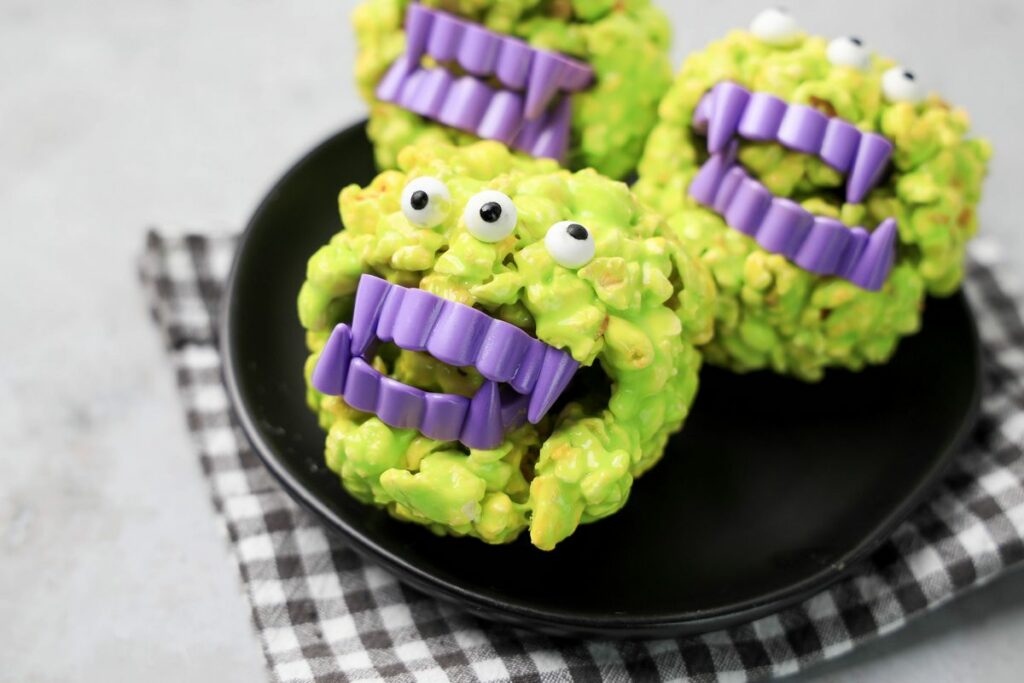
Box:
[353,0,672,179]
[298,141,715,549]
[635,29,991,381]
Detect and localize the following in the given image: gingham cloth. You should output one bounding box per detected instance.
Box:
[140,230,1024,683]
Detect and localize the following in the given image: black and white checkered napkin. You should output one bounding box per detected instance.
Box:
[140,230,1024,683]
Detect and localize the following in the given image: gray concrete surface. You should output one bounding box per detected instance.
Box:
[1,1,1021,681]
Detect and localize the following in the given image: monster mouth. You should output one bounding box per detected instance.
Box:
[689,81,898,291]
[375,3,594,161]
[312,274,580,451]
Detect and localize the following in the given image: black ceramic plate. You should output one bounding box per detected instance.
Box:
[222,123,981,638]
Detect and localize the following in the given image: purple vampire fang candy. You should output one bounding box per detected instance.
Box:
[311,274,580,450]
[375,3,594,162]
[689,81,898,291]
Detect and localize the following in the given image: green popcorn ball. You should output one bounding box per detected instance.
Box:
[352,0,672,179]
[635,10,991,381]
[298,140,715,549]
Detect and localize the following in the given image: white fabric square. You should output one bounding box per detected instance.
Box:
[321,615,359,643]
[274,658,314,682]
[238,533,276,562]
[471,657,510,681]
[250,580,287,607]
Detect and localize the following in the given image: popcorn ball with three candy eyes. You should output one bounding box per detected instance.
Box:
[635,8,991,381]
[298,140,716,550]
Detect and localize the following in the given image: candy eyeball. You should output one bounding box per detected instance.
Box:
[463,190,518,242]
[882,66,923,103]
[544,220,595,269]
[401,176,451,228]
[827,36,870,70]
[750,7,800,45]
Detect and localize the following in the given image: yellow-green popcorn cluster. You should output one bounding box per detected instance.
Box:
[635,12,990,381]
[298,140,715,549]
[353,0,672,179]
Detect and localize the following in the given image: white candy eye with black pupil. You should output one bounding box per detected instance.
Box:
[827,36,870,70]
[401,176,450,228]
[463,190,517,242]
[545,220,595,269]
[882,66,923,103]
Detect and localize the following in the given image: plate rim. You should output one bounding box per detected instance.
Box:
[220,122,983,637]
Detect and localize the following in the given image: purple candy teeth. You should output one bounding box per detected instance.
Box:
[692,82,894,204]
[375,3,594,161]
[690,82,897,291]
[312,274,580,450]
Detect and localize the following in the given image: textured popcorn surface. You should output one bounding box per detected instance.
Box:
[635,30,990,380]
[298,141,715,549]
[353,0,673,179]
